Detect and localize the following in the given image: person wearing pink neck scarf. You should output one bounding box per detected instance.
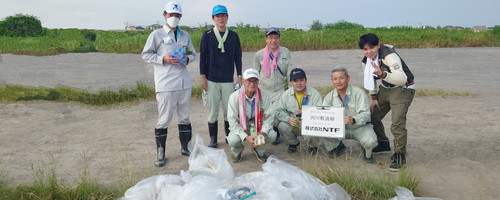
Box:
[226,69,277,163]
[253,27,293,145]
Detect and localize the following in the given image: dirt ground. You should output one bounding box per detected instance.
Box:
[1,48,499,199]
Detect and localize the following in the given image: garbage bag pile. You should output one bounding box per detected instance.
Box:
[121,136,439,200]
[121,135,351,200]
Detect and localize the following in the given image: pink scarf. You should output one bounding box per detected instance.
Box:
[238,86,263,132]
[262,45,280,78]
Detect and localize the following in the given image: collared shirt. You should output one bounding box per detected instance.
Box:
[227,89,274,141]
[322,84,371,129]
[253,46,293,102]
[276,85,323,123]
[141,25,197,92]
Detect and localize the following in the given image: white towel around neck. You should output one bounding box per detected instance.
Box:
[364,57,379,91]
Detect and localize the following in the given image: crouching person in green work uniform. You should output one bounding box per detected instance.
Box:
[322,67,378,163]
[276,68,323,154]
[226,69,277,163]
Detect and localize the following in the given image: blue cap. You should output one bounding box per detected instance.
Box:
[212,5,228,15]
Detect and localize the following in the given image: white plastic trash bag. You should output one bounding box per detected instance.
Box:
[389,186,441,200]
[188,135,234,182]
[244,155,351,200]
[121,135,351,200]
[121,174,183,200]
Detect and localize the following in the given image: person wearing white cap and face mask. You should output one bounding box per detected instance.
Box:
[141,1,197,167]
[226,69,277,163]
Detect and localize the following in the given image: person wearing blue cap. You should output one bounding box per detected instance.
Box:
[199,4,243,149]
[141,1,197,167]
[253,27,293,145]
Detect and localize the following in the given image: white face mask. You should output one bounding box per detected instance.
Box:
[166,17,180,28]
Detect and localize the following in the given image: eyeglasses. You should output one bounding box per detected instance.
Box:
[245,79,259,84]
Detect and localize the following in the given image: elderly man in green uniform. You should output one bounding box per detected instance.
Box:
[322,67,378,163]
[253,27,293,145]
[226,69,277,163]
[276,68,323,153]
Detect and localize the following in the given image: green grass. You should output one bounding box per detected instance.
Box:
[315,86,476,98]
[297,153,420,200]
[1,27,499,56]
[0,82,155,105]
[0,84,475,106]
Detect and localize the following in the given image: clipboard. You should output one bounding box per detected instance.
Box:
[301,105,345,138]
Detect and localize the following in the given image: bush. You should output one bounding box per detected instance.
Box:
[324,20,364,30]
[493,26,500,38]
[81,29,97,41]
[309,20,323,30]
[0,14,44,37]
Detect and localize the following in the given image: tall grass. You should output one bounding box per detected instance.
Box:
[0,84,475,106]
[315,86,476,98]
[297,153,420,200]
[0,82,156,105]
[1,27,499,56]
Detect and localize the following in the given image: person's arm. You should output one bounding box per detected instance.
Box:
[185,33,196,64]
[253,50,262,71]
[234,33,243,84]
[380,53,407,86]
[276,91,292,123]
[227,92,248,141]
[199,31,209,91]
[351,88,371,125]
[261,91,275,135]
[141,32,163,65]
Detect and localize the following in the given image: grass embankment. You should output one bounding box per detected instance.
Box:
[1,27,499,56]
[0,84,475,105]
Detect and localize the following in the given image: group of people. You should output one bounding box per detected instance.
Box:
[141,1,415,172]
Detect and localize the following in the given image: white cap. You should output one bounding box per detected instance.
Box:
[164,1,182,15]
[243,69,259,80]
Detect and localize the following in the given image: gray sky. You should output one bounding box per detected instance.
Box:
[1,0,498,30]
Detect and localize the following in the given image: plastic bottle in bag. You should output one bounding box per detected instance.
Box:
[250,122,257,136]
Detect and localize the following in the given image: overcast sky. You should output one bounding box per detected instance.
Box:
[1,0,498,30]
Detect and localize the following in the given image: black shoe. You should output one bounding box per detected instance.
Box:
[180,149,190,156]
[363,149,374,163]
[372,141,391,154]
[308,146,318,155]
[389,153,406,171]
[328,141,346,158]
[252,148,268,162]
[224,121,230,144]
[272,127,282,145]
[232,152,242,163]
[288,142,300,153]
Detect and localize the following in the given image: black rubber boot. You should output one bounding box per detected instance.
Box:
[154,128,167,167]
[208,121,218,148]
[272,126,282,145]
[224,120,230,144]
[178,124,192,156]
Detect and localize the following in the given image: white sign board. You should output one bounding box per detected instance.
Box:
[301,106,345,138]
